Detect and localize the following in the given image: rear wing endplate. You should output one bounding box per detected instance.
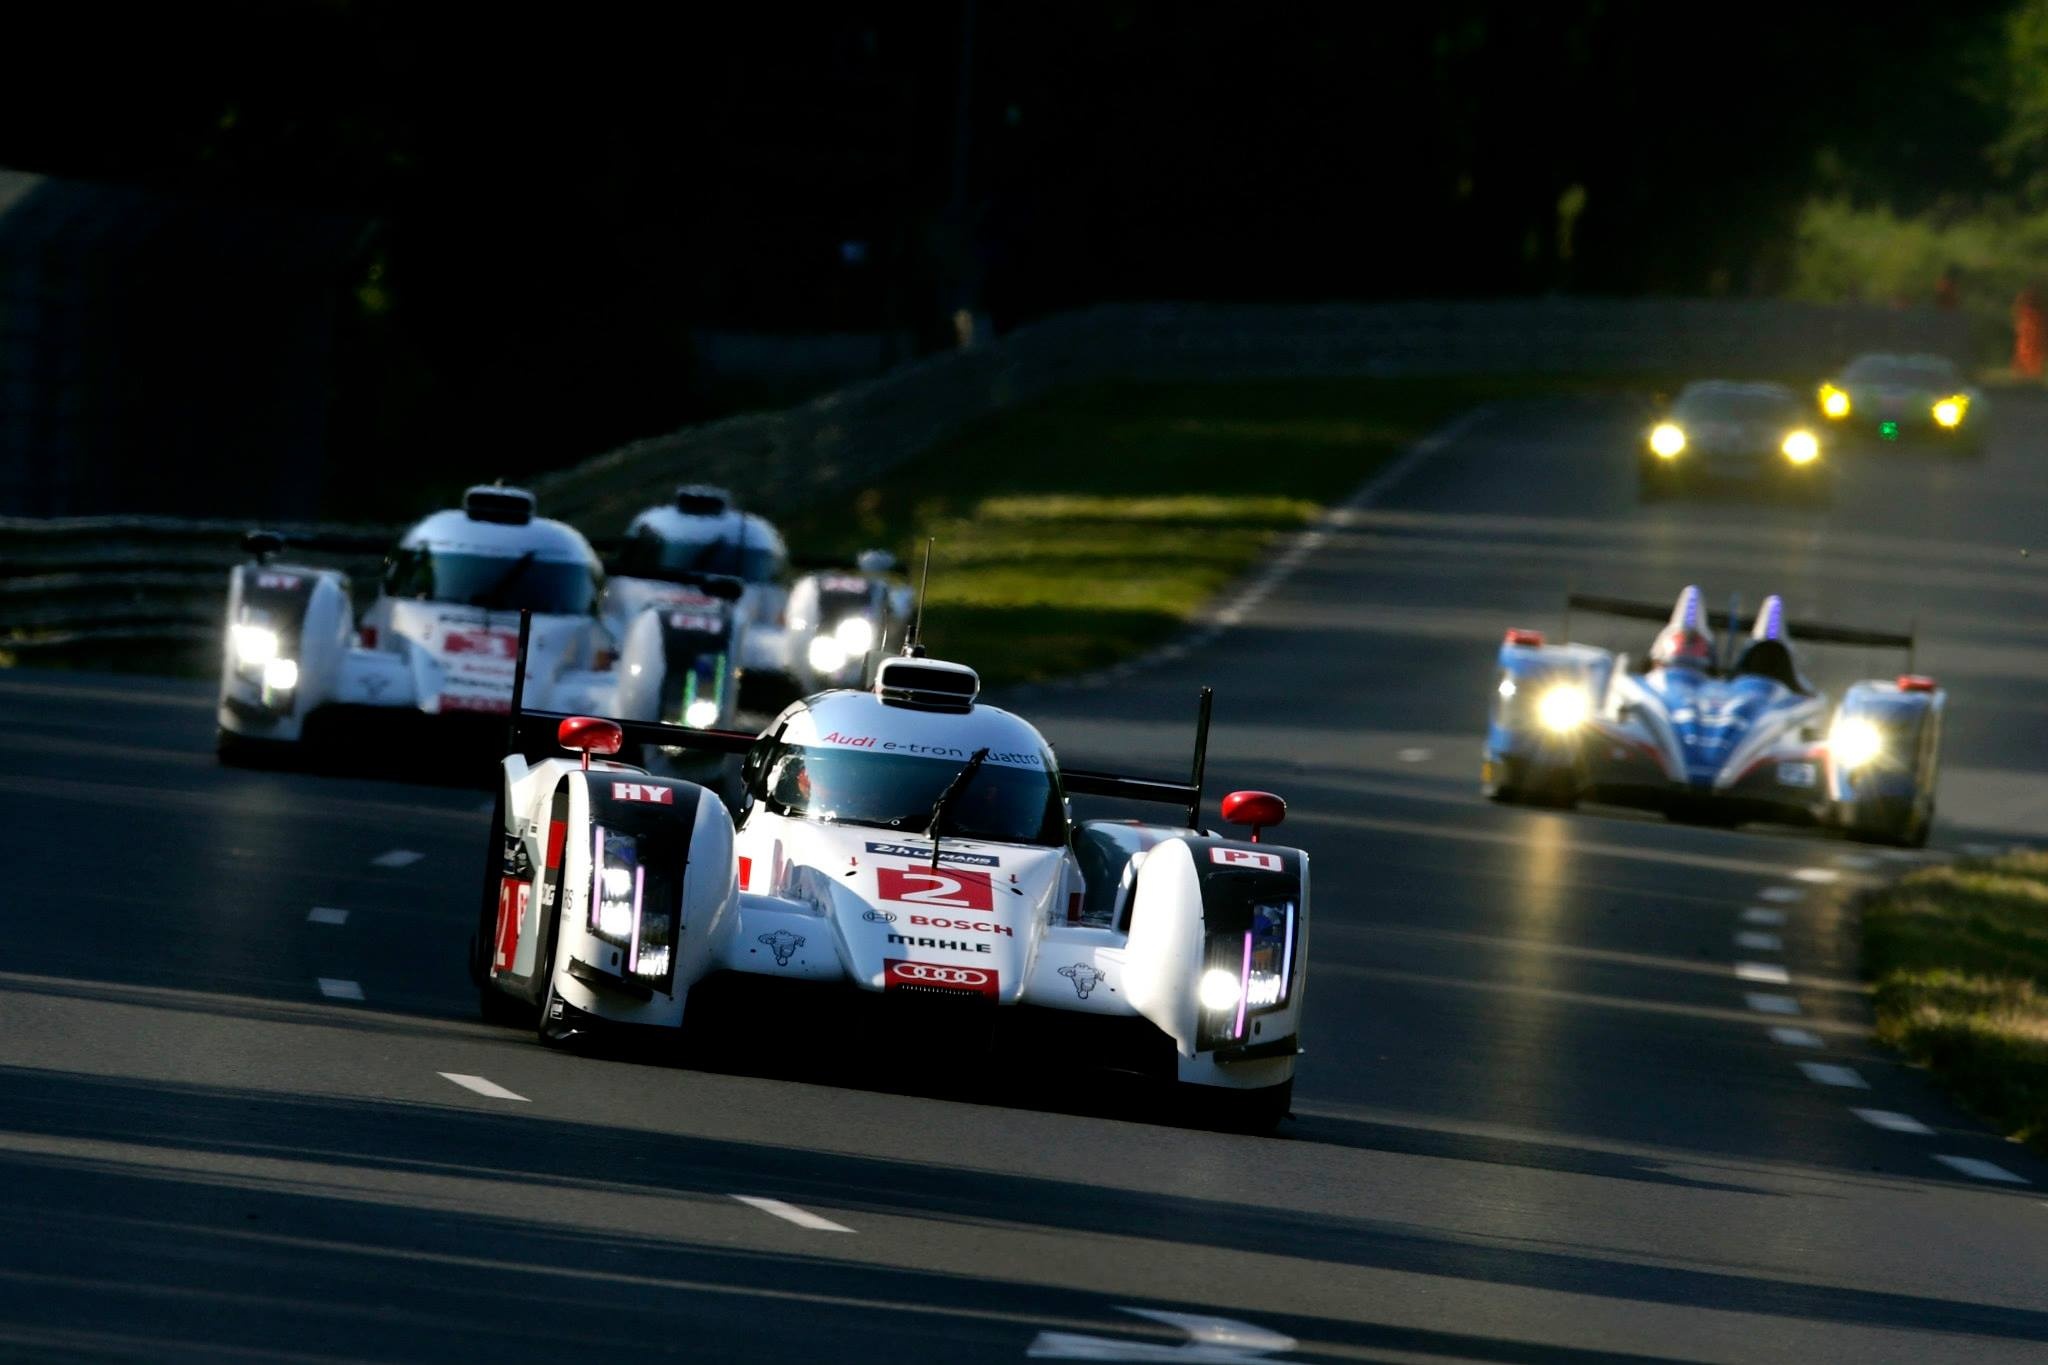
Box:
[1566,593,1914,653]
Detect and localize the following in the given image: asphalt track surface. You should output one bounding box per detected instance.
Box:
[3,395,2047,1363]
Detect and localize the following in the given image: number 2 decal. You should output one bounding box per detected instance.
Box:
[876,866,994,911]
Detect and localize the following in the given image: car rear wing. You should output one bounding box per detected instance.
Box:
[503,609,1218,827]
[1565,592,1916,669]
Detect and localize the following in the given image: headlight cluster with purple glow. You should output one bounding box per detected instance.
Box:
[588,826,674,984]
[1198,900,1297,1049]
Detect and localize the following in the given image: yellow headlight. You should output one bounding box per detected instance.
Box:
[1782,430,1819,465]
[1831,717,1884,770]
[1820,386,1850,419]
[1536,684,1591,733]
[1932,397,1965,428]
[1649,423,1685,458]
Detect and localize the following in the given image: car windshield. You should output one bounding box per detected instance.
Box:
[1842,358,1956,387]
[620,528,782,584]
[760,742,1065,846]
[1672,391,1799,423]
[384,548,597,615]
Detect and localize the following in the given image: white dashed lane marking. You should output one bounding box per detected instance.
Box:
[371,849,424,868]
[1735,961,1791,985]
[1853,1109,1934,1135]
[1833,853,1879,870]
[1396,747,1433,763]
[1792,868,1840,884]
[1746,993,1802,1015]
[307,907,349,926]
[317,978,364,1001]
[1758,887,1804,903]
[1769,1027,1823,1048]
[731,1196,855,1233]
[439,1073,530,1102]
[1735,931,1783,952]
[1742,907,1789,926]
[1797,1062,1869,1089]
[1935,1155,2030,1185]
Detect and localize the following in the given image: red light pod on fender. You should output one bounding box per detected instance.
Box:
[1504,628,1545,647]
[1897,674,1938,693]
[557,715,624,769]
[1220,789,1287,843]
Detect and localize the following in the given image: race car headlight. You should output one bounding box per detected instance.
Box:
[1932,396,1966,428]
[232,623,279,667]
[262,657,299,691]
[589,826,675,983]
[1820,385,1850,419]
[806,634,849,675]
[1782,430,1820,465]
[833,615,876,655]
[1198,968,1243,1012]
[1536,684,1591,733]
[1649,423,1685,458]
[683,698,720,729]
[1831,717,1884,770]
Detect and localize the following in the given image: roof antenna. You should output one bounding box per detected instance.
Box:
[903,537,932,658]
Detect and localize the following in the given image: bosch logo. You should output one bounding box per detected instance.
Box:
[908,914,1012,936]
[895,964,991,986]
[862,909,897,923]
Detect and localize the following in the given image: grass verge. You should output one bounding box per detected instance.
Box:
[1862,851,2048,1148]
[780,375,1575,687]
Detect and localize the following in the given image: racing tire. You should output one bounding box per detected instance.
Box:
[1189,1079,1294,1135]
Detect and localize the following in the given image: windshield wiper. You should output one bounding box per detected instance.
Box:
[922,747,990,870]
[471,550,537,610]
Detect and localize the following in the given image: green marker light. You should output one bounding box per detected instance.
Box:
[1879,420,1899,441]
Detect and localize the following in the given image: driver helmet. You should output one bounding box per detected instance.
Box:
[1649,623,1715,670]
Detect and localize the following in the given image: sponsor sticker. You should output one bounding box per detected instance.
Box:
[908,913,1011,937]
[887,934,991,954]
[493,878,529,973]
[862,908,896,923]
[439,694,512,714]
[666,611,723,633]
[1776,761,1818,788]
[884,959,999,996]
[817,731,1042,768]
[443,628,519,659]
[864,841,999,868]
[255,572,303,591]
[1211,847,1284,871]
[876,866,994,911]
[611,782,675,804]
[1058,963,1104,999]
[758,930,805,966]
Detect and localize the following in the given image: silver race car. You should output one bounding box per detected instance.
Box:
[1817,353,1984,453]
[473,617,1310,1130]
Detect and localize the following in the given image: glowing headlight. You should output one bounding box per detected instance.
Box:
[1649,423,1686,458]
[262,657,299,691]
[1198,968,1243,1012]
[1782,430,1819,465]
[1820,386,1850,419]
[833,616,876,655]
[683,698,720,729]
[232,624,279,666]
[1536,684,1591,733]
[1497,677,1517,699]
[1932,397,1965,428]
[806,635,849,674]
[1831,717,1884,770]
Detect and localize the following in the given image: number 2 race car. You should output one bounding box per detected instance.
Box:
[472,615,1310,1130]
[1483,586,1944,845]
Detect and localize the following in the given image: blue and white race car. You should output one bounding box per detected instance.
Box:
[1482,586,1944,846]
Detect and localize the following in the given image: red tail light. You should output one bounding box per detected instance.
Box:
[359,625,378,648]
[1897,674,1938,693]
[1504,628,1545,647]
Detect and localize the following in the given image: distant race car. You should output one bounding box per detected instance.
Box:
[1816,353,1983,452]
[784,549,914,693]
[1642,381,1829,501]
[216,486,620,760]
[1482,586,1943,846]
[472,620,1309,1130]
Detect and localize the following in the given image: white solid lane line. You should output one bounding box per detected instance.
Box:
[1742,907,1789,926]
[1797,1062,1869,1089]
[317,978,364,1001]
[307,907,349,926]
[1758,886,1804,903]
[1735,961,1791,985]
[1746,993,1802,1015]
[1935,1155,2031,1185]
[1833,853,1879,870]
[439,1072,530,1102]
[1792,868,1840,884]
[1853,1109,1934,1135]
[731,1196,855,1233]
[1769,1027,1823,1048]
[371,849,424,868]
[1735,931,1783,952]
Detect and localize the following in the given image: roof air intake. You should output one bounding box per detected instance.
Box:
[676,485,733,517]
[464,485,536,525]
[874,657,980,713]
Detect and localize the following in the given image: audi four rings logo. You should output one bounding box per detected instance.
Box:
[896,963,989,986]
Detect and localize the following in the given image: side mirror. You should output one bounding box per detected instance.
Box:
[1220,789,1287,843]
[557,715,623,769]
[243,529,287,562]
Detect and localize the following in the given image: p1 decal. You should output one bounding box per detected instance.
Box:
[612,783,675,804]
[1058,963,1104,999]
[758,930,805,966]
[443,628,519,659]
[884,959,998,997]
[1210,847,1283,872]
[255,572,303,591]
[876,866,993,911]
[493,878,530,973]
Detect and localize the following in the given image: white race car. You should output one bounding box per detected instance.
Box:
[217,486,619,760]
[473,623,1309,1130]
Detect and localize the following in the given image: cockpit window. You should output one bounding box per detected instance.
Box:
[383,548,598,615]
[758,741,1065,846]
[1841,357,1958,387]
[619,527,784,584]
